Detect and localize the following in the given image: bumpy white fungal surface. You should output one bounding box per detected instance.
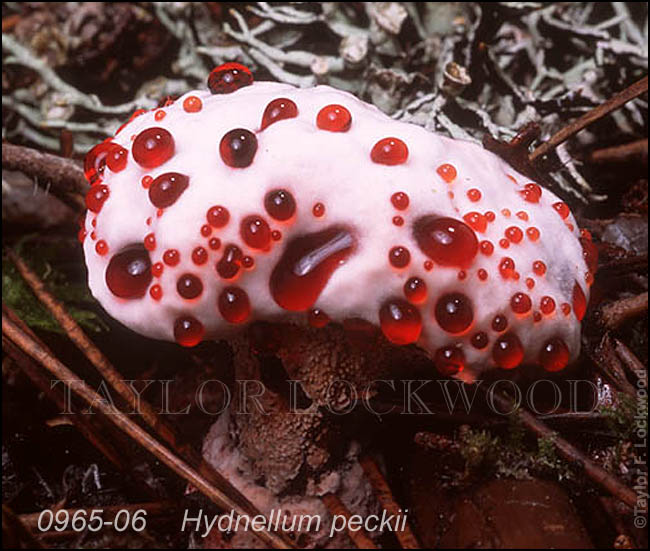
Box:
[82,66,593,380]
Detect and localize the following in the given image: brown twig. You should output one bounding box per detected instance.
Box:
[590,334,637,398]
[1,313,292,550]
[359,455,421,549]
[321,493,378,549]
[2,143,87,211]
[530,75,649,162]
[613,338,647,380]
[2,505,47,549]
[598,292,648,330]
[484,388,638,508]
[589,138,648,164]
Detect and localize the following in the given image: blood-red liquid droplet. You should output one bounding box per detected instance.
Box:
[511,292,532,314]
[163,249,180,266]
[471,332,489,349]
[526,227,540,241]
[540,296,556,315]
[141,175,153,189]
[95,240,108,256]
[485,211,496,222]
[105,246,152,299]
[270,226,355,311]
[499,238,510,249]
[220,129,257,168]
[106,145,128,173]
[85,185,110,213]
[308,308,330,328]
[520,183,542,203]
[414,216,479,268]
[271,230,282,241]
[241,215,271,250]
[434,346,465,376]
[183,96,202,113]
[404,277,427,304]
[209,237,221,250]
[516,211,529,221]
[149,284,162,301]
[218,286,251,324]
[526,277,535,289]
[154,110,166,121]
[539,337,570,372]
[379,299,422,345]
[143,233,156,251]
[463,212,487,233]
[207,205,230,228]
[312,202,325,217]
[388,246,410,268]
[149,173,189,209]
[78,228,87,243]
[393,216,404,226]
[242,256,255,269]
[435,292,474,334]
[505,226,523,243]
[152,262,163,278]
[201,224,212,238]
[391,192,409,210]
[467,189,482,202]
[553,202,570,219]
[424,260,433,271]
[572,282,587,321]
[177,273,203,299]
[457,270,467,280]
[207,62,253,94]
[436,163,457,183]
[192,246,208,265]
[580,237,599,273]
[492,315,508,332]
[561,303,572,316]
[371,138,408,165]
[501,209,511,218]
[316,104,351,132]
[480,240,494,256]
[174,316,204,347]
[133,128,175,169]
[216,244,243,279]
[493,333,524,369]
[264,189,296,221]
[84,142,114,184]
[499,257,516,279]
[533,260,547,276]
[261,98,298,130]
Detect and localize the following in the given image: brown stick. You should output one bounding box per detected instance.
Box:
[614,338,647,380]
[2,143,87,210]
[2,505,46,549]
[322,493,378,549]
[359,455,421,549]
[485,389,638,508]
[530,75,648,161]
[599,292,648,330]
[1,314,292,550]
[589,138,648,164]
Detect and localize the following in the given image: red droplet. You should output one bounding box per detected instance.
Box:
[516,211,529,221]
[183,95,202,113]
[271,230,282,241]
[308,309,330,328]
[152,262,163,277]
[404,277,427,304]
[457,270,467,280]
[478,268,488,281]
[154,110,166,121]
[492,315,508,332]
[424,260,434,271]
[525,277,535,289]
[371,137,408,165]
[216,244,243,279]
[208,237,221,250]
[143,233,156,251]
[435,292,474,334]
[84,142,113,184]
[501,208,511,218]
[499,257,516,279]
[580,237,599,273]
[220,129,258,168]
[391,192,409,210]
[241,215,271,250]
[264,189,296,221]
[261,98,298,130]
[436,163,457,183]
[106,144,128,173]
[572,282,587,321]
[242,255,255,268]
[471,332,489,349]
[133,127,175,169]
[511,292,532,314]
[163,249,180,266]
[149,284,162,301]
[379,299,422,345]
[540,296,556,315]
[533,311,542,322]
[561,303,572,316]
[505,226,523,243]
[434,346,465,376]
[85,185,109,213]
[312,202,325,217]
[207,62,253,94]
[149,172,189,209]
[270,226,355,311]
[389,246,410,268]
[539,337,570,372]
[553,201,570,219]
[218,286,251,323]
[95,240,108,255]
[533,260,546,276]
[493,333,524,369]
[499,238,510,249]
[207,205,230,228]
[414,216,479,268]
[201,224,212,237]
[526,227,540,241]
[192,246,208,265]
[393,216,404,226]
[484,211,496,222]
[141,175,153,189]
[467,189,482,202]
[174,316,204,347]
[78,228,87,243]
[105,246,152,299]
[463,212,487,233]
[177,273,203,299]
[316,104,351,132]
[520,183,542,203]
[480,240,494,256]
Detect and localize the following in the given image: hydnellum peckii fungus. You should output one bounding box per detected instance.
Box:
[81,63,595,545]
